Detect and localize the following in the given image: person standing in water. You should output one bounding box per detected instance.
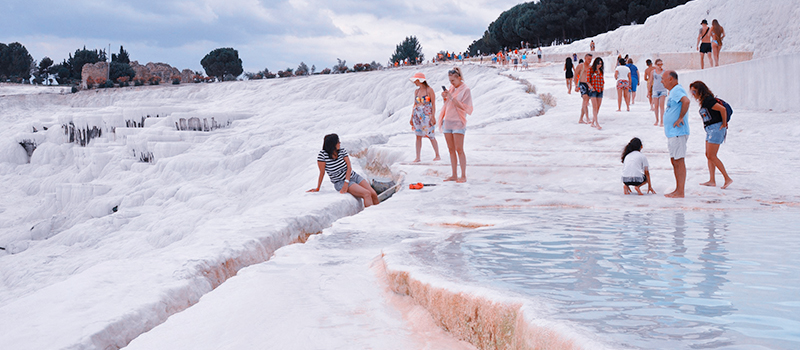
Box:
[627,58,640,104]
[309,134,380,207]
[689,81,733,189]
[574,53,593,124]
[661,70,690,198]
[615,57,631,112]
[439,67,473,183]
[408,72,441,162]
[697,19,713,69]
[644,59,654,110]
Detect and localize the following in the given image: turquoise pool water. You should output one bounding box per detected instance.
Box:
[410,210,800,349]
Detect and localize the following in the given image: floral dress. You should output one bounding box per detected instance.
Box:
[412,94,435,138]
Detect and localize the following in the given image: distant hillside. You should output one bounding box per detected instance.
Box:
[547,0,800,58]
[467,0,690,54]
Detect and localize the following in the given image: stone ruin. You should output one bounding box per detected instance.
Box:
[82,61,194,89]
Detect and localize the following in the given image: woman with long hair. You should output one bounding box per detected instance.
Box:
[651,59,667,126]
[408,72,440,162]
[308,133,380,207]
[439,67,473,183]
[711,19,725,67]
[621,137,655,195]
[564,57,574,94]
[586,57,605,129]
[689,81,733,189]
[615,57,631,111]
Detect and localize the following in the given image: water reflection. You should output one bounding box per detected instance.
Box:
[407,210,800,349]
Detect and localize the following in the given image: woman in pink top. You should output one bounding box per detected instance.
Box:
[439,67,473,183]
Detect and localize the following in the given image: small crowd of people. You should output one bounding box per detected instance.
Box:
[309,67,473,206]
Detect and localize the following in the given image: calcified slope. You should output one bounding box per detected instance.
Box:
[0,65,542,349]
[549,0,800,58]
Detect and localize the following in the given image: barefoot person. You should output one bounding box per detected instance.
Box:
[651,59,667,126]
[615,57,631,111]
[621,137,655,195]
[644,59,654,110]
[711,19,726,67]
[408,72,441,162]
[564,57,574,94]
[661,70,690,198]
[439,67,473,183]
[587,57,605,129]
[308,133,380,207]
[574,53,593,124]
[689,81,733,189]
[697,19,713,69]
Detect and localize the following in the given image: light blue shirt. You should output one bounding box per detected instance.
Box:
[664,84,690,138]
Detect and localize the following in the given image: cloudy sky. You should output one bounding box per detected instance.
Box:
[2,0,521,74]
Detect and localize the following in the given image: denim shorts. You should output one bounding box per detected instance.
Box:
[333,171,365,191]
[588,90,603,98]
[442,128,466,134]
[652,90,668,98]
[705,123,727,144]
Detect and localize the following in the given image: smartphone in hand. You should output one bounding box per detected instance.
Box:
[441,86,447,91]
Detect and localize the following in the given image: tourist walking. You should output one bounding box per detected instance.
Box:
[651,59,667,126]
[537,47,542,62]
[689,81,733,189]
[590,40,595,51]
[627,58,640,104]
[615,57,631,111]
[661,70,690,198]
[564,57,574,94]
[408,72,441,163]
[697,19,713,69]
[574,53,593,124]
[644,59,654,110]
[439,67,473,183]
[587,57,605,129]
[621,137,655,195]
[308,134,380,207]
[711,19,725,67]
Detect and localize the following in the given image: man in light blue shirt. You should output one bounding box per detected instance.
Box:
[662,70,690,198]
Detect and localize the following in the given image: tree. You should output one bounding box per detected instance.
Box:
[111,46,130,64]
[332,58,348,74]
[311,65,316,74]
[109,61,135,83]
[68,47,105,80]
[200,48,243,81]
[296,62,309,76]
[0,42,34,79]
[38,57,54,77]
[390,36,424,65]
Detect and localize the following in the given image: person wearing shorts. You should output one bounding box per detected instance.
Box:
[439,67,473,183]
[689,80,733,189]
[574,53,593,124]
[697,19,713,69]
[661,70,690,198]
[309,133,380,207]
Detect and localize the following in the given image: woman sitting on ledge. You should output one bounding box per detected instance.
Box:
[308,133,380,207]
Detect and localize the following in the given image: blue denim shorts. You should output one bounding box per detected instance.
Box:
[442,128,466,134]
[588,90,603,98]
[705,123,727,144]
[652,90,668,98]
[333,171,365,191]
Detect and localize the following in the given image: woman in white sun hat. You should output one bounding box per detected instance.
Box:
[409,72,441,162]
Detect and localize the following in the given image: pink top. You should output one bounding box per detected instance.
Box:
[439,83,473,130]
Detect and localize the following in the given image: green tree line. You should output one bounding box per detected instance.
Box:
[468,0,690,55]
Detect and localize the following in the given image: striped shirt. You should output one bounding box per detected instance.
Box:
[317,148,349,183]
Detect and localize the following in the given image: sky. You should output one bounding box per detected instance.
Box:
[1,0,522,74]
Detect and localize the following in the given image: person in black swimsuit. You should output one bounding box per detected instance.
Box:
[565,57,574,94]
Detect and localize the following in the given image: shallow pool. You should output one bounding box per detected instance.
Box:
[407,210,800,349]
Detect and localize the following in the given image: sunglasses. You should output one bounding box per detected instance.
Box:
[448,69,460,76]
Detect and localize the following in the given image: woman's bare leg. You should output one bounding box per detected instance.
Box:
[443,132,458,181]
[453,133,467,182]
[414,136,422,162]
[591,97,603,129]
[429,136,441,161]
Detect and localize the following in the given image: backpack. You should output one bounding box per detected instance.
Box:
[715,97,732,122]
